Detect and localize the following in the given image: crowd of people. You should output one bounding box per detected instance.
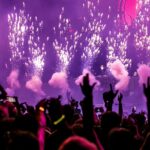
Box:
[0,74,150,150]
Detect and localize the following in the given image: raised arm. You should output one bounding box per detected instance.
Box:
[0,84,7,99]
[80,74,104,150]
[118,93,123,118]
[80,74,96,129]
[103,84,118,111]
[143,77,150,126]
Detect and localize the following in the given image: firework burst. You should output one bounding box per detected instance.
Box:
[134,0,150,64]
[8,2,27,67]
[106,22,131,69]
[8,2,46,77]
[80,0,106,69]
[27,17,46,77]
[53,7,81,72]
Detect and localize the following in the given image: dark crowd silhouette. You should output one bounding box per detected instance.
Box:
[0,74,150,150]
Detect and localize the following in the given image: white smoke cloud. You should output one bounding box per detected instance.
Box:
[75,68,100,87]
[109,60,130,91]
[6,69,20,96]
[26,75,45,96]
[7,69,20,89]
[137,64,150,84]
[48,72,69,93]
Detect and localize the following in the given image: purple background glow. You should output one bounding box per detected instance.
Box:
[0,0,148,113]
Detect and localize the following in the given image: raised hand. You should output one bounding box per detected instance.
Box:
[79,74,95,129]
[109,84,118,100]
[118,93,123,117]
[103,84,118,111]
[80,74,104,150]
[80,74,96,97]
[143,77,150,100]
[103,84,118,102]
[143,77,150,126]
[118,93,123,103]
[0,84,7,99]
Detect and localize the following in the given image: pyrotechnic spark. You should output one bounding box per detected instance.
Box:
[134,0,150,64]
[8,2,46,77]
[106,23,131,68]
[80,0,105,68]
[53,7,81,72]
[80,0,131,69]
[27,17,46,77]
[8,2,27,67]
